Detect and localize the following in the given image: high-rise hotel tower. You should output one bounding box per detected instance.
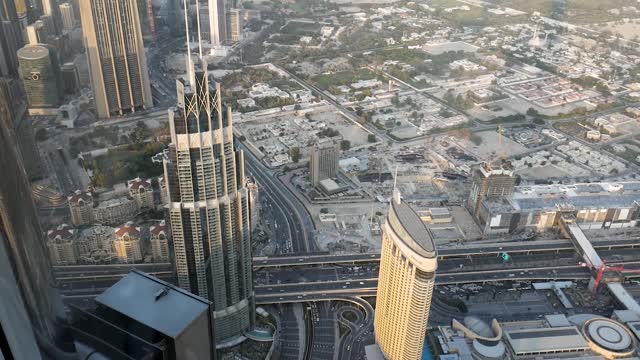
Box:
[374,190,438,360]
[163,57,254,343]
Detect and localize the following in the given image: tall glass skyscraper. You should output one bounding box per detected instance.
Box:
[163,57,254,343]
[374,190,438,360]
[79,0,153,118]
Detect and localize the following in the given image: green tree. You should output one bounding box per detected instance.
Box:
[340,140,351,151]
[367,134,377,143]
[526,107,540,117]
[289,147,300,162]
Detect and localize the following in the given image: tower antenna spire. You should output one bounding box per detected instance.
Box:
[194,0,204,58]
[182,0,193,81]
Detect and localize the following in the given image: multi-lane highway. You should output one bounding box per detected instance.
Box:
[57,241,640,304]
[253,238,640,268]
[255,256,640,305]
[241,142,317,253]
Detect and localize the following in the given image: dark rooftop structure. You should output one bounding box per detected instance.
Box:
[70,270,215,360]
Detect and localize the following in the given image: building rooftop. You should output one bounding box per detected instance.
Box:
[128,177,152,191]
[583,318,635,354]
[68,190,92,205]
[95,196,133,209]
[115,222,140,239]
[150,221,167,237]
[389,191,436,258]
[504,326,588,355]
[17,44,50,60]
[95,271,211,339]
[47,224,75,241]
[319,178,342,193]
[509,181,640,211]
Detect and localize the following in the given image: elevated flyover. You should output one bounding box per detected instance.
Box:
[254,238,640,268]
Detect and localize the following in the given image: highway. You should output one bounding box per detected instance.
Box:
[253,238,640,268]
[335,297,374,360]
[241,142,318,253]
[56,243,640,302]
[254,267,583,304]
[255,257,640,305]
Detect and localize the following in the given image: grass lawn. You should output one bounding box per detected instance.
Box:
[311,68,378,90]
[86,142,166,188]
[280,20,323,35]
[605,142,640,164]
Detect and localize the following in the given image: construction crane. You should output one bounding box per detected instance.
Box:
[578,261,640,293]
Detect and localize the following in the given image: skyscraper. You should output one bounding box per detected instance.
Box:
[0,77,75,357]
[374,190,438,360]
[310,139,338,186]
[136,0,155,35]
[79,0,153,118]
[163,57,254,342]
[227,8,243,42]
[211,0,228,44]
[17,44,62,108]
[185,0,228,50]
[0,78,44,180]
[0,0,23,76]
[25,20,49,44]
[468,162,517,217]
[15,0,28,20]
[59,2,75,33]
[40,0,63,35]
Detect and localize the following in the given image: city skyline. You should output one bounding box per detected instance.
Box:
[2,0,640,359]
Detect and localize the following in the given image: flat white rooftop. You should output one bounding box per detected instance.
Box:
[504,326,588,355]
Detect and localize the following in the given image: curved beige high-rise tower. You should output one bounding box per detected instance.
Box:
[163,58,254,343]
[79,0,153,118]
[374,190,438,360]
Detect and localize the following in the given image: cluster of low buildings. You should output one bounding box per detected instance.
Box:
[68,177,166,227]
[46,220,169,266]
[48,177,171,265]
[556,141,627,176]
[501,70,592,109]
